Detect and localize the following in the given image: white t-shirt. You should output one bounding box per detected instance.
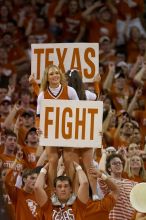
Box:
[85,90,97,101]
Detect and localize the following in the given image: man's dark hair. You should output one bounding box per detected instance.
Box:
[106,153,125,175]
[33,166,43,174]
[22,168,39,186]
[54,176,72,188]
[66,69,86,100]
[5,129,17,139]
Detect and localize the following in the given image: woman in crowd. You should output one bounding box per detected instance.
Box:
[124,154,146,182]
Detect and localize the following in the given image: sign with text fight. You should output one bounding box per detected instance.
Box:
[39,100,103,148]
[31,43,99,83]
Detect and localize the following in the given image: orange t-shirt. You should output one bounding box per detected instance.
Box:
[60,10,85,42]
[7,188,40,220]
[0,153,26,174]
[30,80,40,96]
[42,198,86,220]
[0,144,4,154]
[113,135,129,149]
[2,188,16,220]
[85,195,116,220]
[7,45,27,63]
[22,144,37,168]
[115,0,144,20]
[104,127,117,148]
[5,170,41,220]
[99,51,117,66]
[123,172,144,183]
[17,126,29,146]
[47,1,58,23]
[110,81,133,111]
[0,154,16,169]
[87,17,117,43]
[133,110,146,142]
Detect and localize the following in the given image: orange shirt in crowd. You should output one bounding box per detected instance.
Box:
[104,127,117,147]
[60,10,85,42]
[110,82,133,111]
[0,144,4,154]
[30,79,40,96]
[22,144,37,168]
[0,154,16,169]
[123,172,143,183]
[7,45,27,64]
[99,51,116,66]
[17,126,29,146]
[0,153,26,175]
[85,195,116,220]
[47,0,60,24]
[115,0,144,21]
[42,198,86,220]
[2,188,16,220]
[133,110,146,142]
[87,17,117,43]
[5,169,41,220]
[113,135,129,149]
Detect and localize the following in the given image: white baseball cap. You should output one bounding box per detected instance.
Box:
[117,61,128,68]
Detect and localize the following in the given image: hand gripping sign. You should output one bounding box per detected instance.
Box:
[31,43,99,83]
[39,100,103,148]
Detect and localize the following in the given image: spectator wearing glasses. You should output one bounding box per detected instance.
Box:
[100,154,137,220]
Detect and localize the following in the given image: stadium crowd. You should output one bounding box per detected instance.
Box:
[0,0,146,220]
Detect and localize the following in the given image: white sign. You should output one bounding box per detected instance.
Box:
[39,100,103,148]
[31,43,99,83]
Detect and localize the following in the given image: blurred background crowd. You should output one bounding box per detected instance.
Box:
[0,0,146,219]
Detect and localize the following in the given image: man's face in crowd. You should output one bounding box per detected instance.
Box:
[22,115,34,128]
[128,143,140,156]
[122,122,134,135]
[55,180,72,203]
[26,131,38,145]
[24,173,38,190]
[0,101,11,114]
[5,135,17,153]
[130,128,141,144]
[109,157,123,175]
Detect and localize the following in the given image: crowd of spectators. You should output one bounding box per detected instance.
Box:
[0,0,146,220]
